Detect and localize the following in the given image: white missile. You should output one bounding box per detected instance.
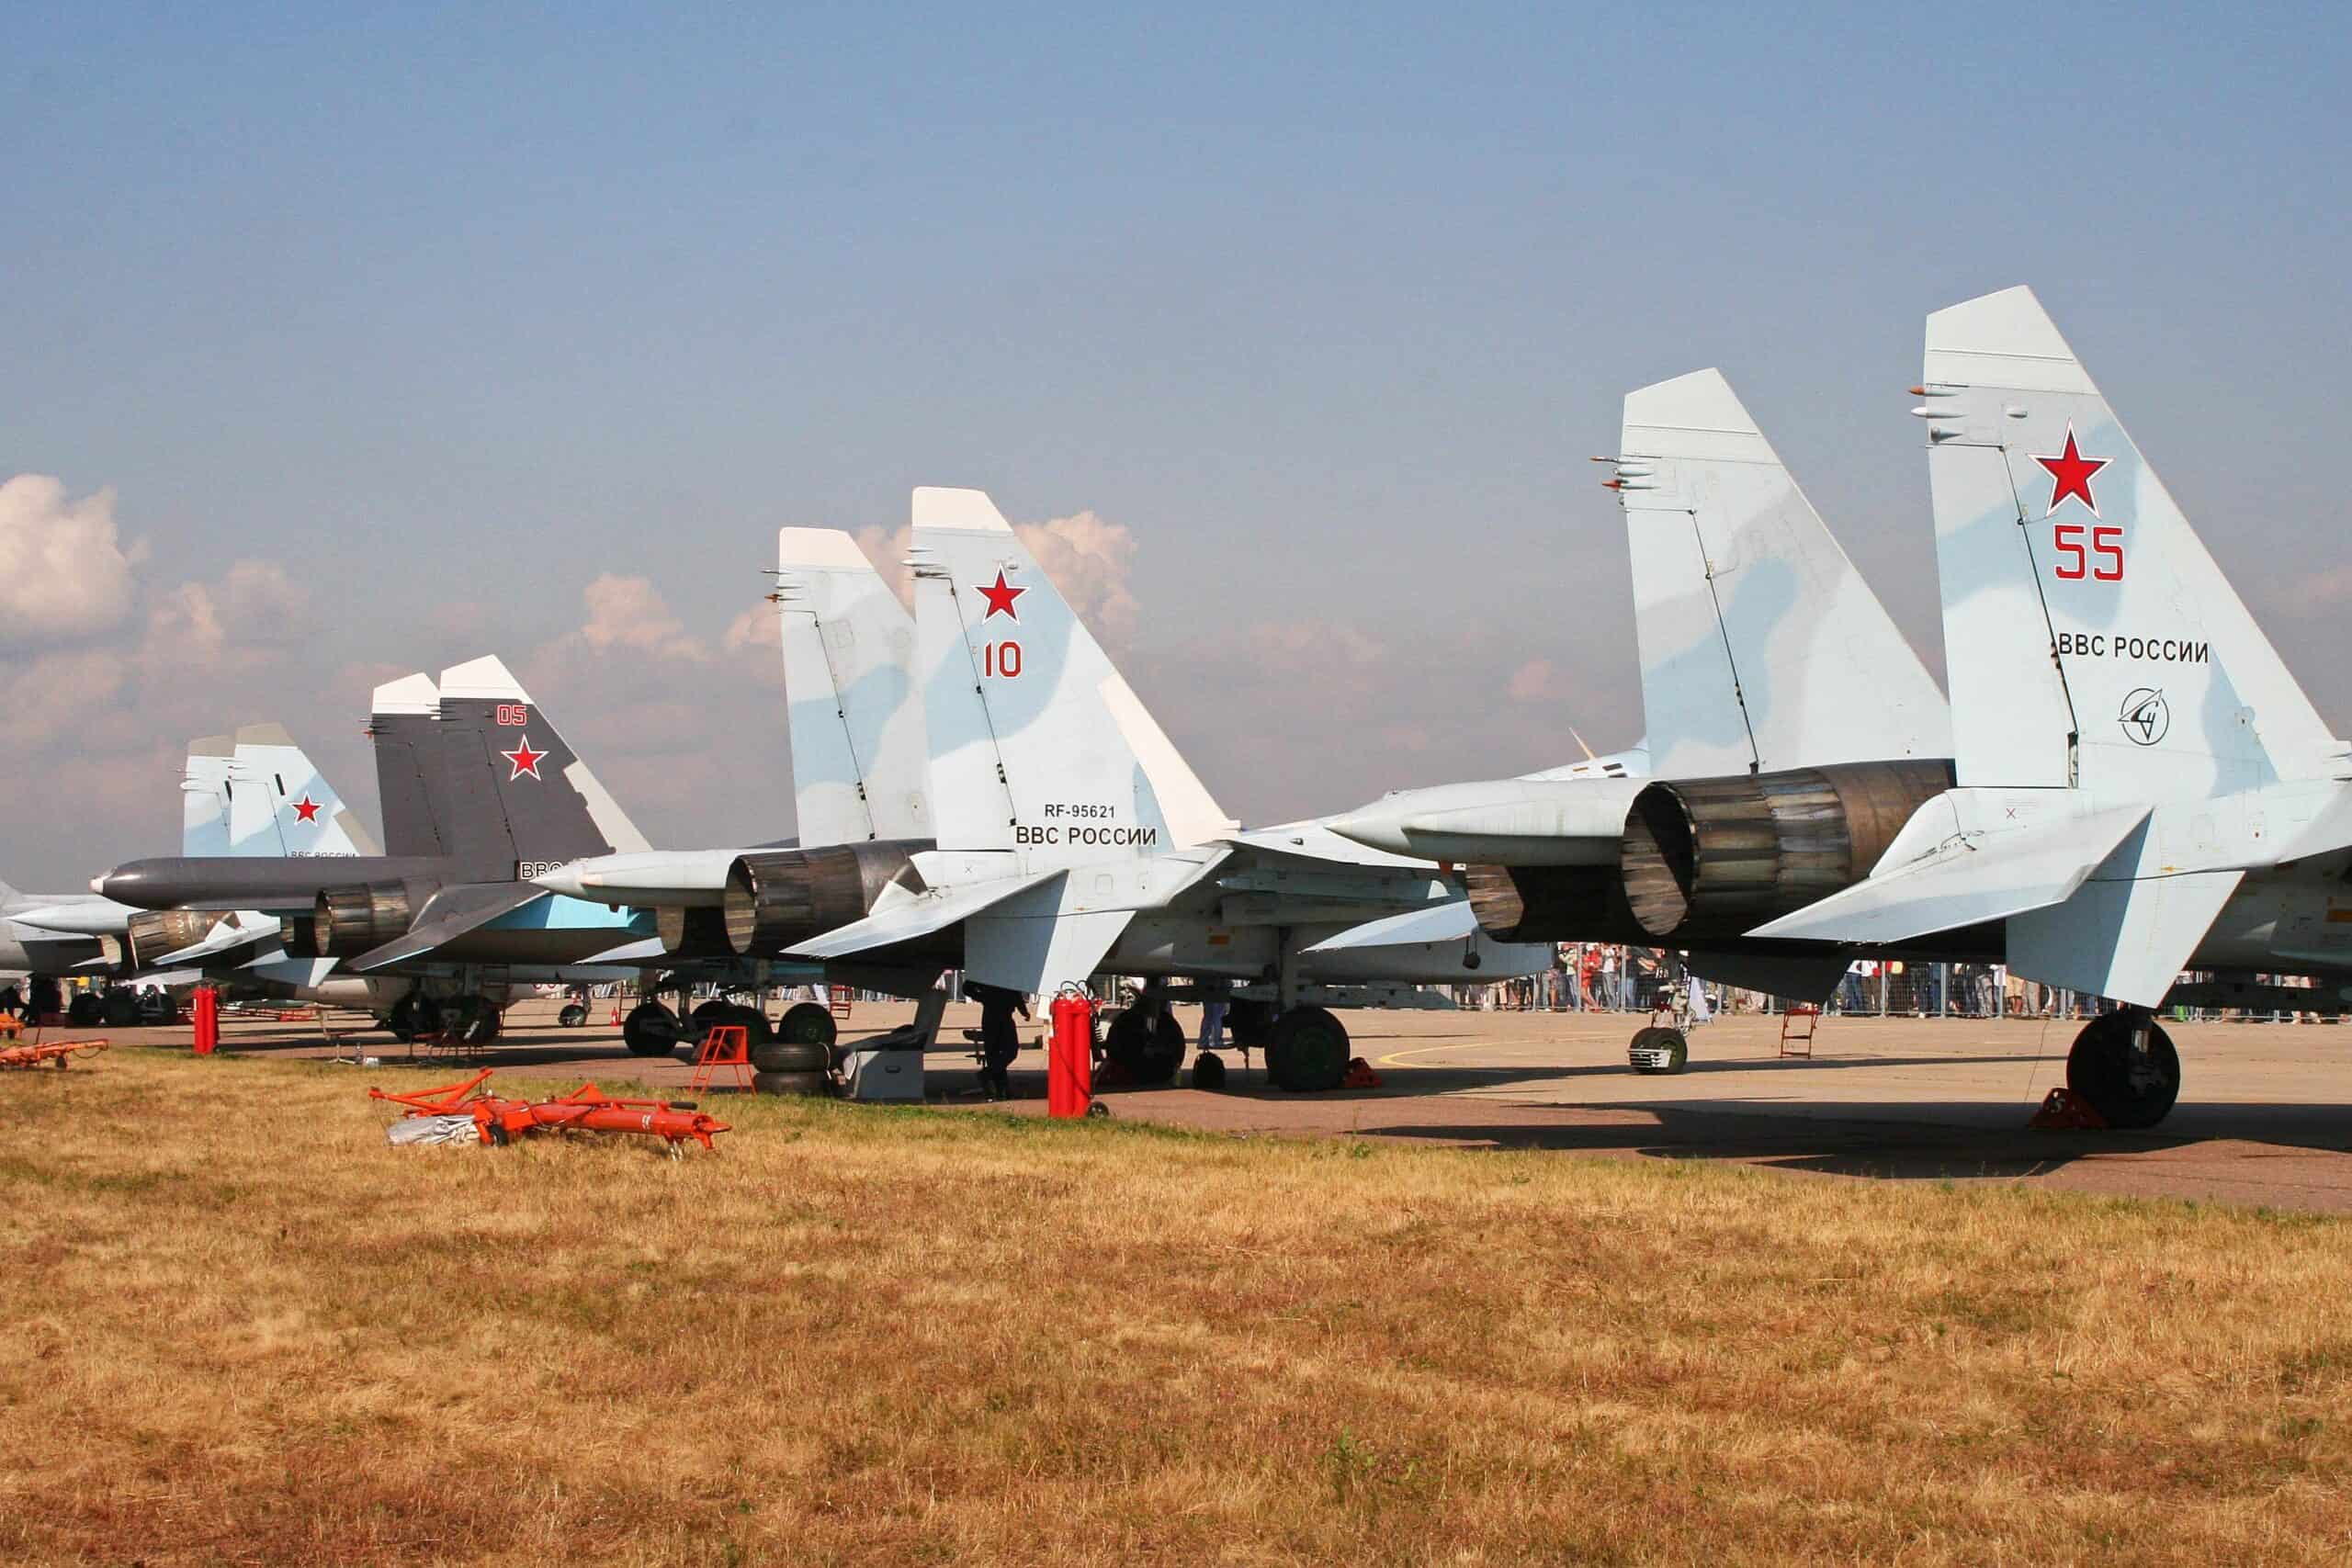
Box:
[1322,777,1646,865]
[531,849,750,906]
[9,898,139,937]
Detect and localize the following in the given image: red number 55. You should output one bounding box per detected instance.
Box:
[2053,524,2124,581]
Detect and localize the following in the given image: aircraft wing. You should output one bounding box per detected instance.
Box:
[348,883,551,972]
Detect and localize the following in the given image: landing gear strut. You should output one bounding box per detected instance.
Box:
[2066,1009,2180,1129]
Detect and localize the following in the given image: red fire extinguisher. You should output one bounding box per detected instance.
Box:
[192,984,219,1056]
[1047,985,1095,1119]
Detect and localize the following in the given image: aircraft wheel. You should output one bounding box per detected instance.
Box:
[778,1001,837,1049]
[1266,1006,1350,1093]
[385,995,422,1042]
[558,1002,589,1028]
[1103,1005,1185,1086]
[463,998,502,1046]
[752,1069,831,1097]
[752,1040,831,1074]
[101,988,142,1029]
[67,992,101,1027]
[1629,1026,1688,1075]
[622,1001,681,1058]
[1225,998,1275,1050]
[1191,1052,1227,1090]
[2066,1011,2179,1129]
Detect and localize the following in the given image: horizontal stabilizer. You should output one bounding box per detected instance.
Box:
[581,936,672,964]
[2007,827,2246,1006]
[1749,801,2150,944]
[786,868,1061,961]
[349,883,550,972]
[1302,901,1476,953]
[962,872,1136,993]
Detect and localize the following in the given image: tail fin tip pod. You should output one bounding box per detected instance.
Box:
[1617,368,1950,778]
[1924,286,2335,795]
[911,485,1235,864]
[775,526,929,846]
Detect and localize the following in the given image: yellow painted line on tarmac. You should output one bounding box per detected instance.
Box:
[1376,1040,1521,1069]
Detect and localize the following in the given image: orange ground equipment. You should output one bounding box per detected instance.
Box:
[0,1037,109,1069]
[688,1024,752,1093]
[2029,1087,2109,1131]
[370,1068,730,1151]
[1778,1003,1820,1059]
[1048,986,1095,1119]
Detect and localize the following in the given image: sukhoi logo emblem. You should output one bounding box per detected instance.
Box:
[2119,687,2169,747]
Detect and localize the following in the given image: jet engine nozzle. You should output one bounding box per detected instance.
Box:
[125,908,221,970]
[315,882,423,958]
[722,840,928,957]
[1618,761,1954,941]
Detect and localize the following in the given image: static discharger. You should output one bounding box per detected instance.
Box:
[0,1038,110,1069]
[371,1068,730,1152]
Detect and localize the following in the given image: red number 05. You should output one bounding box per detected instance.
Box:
[982,641,1023,678]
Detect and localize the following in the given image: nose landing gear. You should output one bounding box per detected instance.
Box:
[2064,1009,2180,1130]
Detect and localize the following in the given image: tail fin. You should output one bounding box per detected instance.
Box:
[224,723,378,856]
[183,734,236,855]
[774,527,929,846]
[910,486,1235,863]
[1923,286,2335,795]
[368,671,447,857]
[1611,368,1951,777]
[424,655,650,869]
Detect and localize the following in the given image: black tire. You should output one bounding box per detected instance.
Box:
[386,995,421,1042]
[752,1069,831,1097]
[101,989,141,1029]
[1103,1005,1185,1086]
[67,992,101,1026]
[464,1002,501,1046]
[1191,1052,1227,1090]
[1226,998,1275,1050]
[1266,1006,1350,1093]
[1630,1026,1689,1076]
[2066,1012,2180,1130]
[558,1002,588,1028]
[778,1001,837,1048]
[752,1041,831,1075]
[622,1001,680,1058]
[687,1002,770,1058]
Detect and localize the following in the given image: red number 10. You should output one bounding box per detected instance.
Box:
[2053,524,2124,581]
[982,641,1023,678]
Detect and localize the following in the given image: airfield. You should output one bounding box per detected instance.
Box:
[118,999,2352,1213]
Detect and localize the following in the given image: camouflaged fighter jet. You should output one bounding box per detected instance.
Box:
[1322,367,1957,1073]
[95,656,657,1043]
[4,726,372,991]
[684,486,1552,1092]
[1729,286,2352,1128]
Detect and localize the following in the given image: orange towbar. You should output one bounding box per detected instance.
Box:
[0,1037,109,1069]
[370,1069,730,1151]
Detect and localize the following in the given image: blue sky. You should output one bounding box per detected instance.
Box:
[6,4,2349,886]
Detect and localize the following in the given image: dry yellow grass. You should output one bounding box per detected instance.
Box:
[5,1048,2352,1565]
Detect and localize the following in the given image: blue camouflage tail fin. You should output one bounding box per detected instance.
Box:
[775,527,930,847]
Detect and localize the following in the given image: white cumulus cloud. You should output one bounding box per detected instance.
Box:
[0,475,139,648]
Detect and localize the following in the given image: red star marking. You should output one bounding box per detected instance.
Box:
[290,795,321,824]
[502,736,548,781]
[977,569,1025,620]
[2034,423,2109,517]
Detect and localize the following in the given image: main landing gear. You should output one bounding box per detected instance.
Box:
[2065,1008,2181,1130]
[385,993,503,1045]
[1266,1004,1350,1093]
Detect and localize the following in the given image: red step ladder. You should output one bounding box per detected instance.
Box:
[690,1025,753,1092]
[1779,1004,1820,1058]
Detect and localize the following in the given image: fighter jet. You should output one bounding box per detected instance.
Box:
[1321,367,1958,1068]
[95,656,655,1043]
[1735,286,2352,1126]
